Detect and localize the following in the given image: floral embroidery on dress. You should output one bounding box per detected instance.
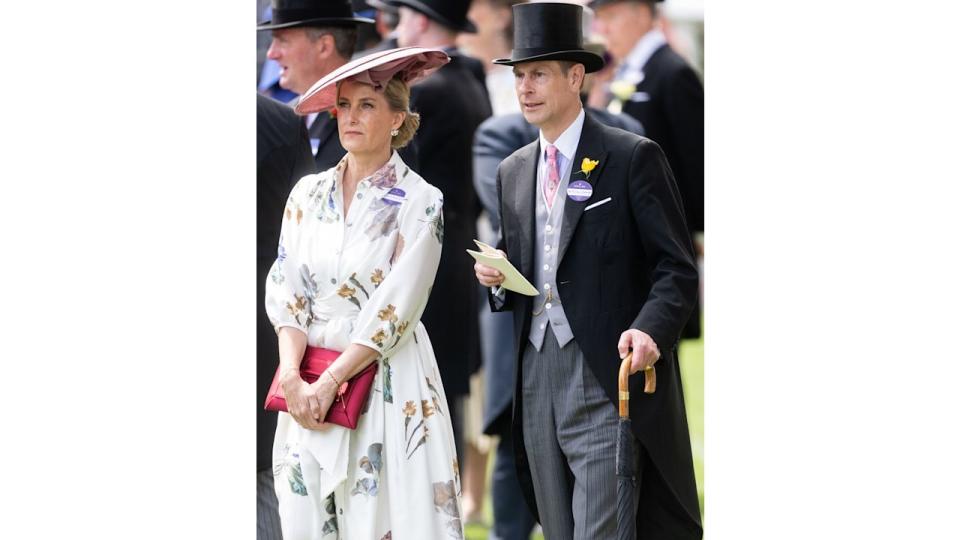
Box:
[365,198,401,240]
[371,268,385,288]
[270,263,285,286]
[351,443,383,497]
[338,283,361,309]
[285,293,313,327]
[425,376,445,416]
[382,358,394,403]
[349,272,370,299]
[433,480,464,539]
[423,202,444,244]
[273,448,309,497]
[406,398,437,459]
[369,163,398,189]
[307,175,340,224]
[380,532,392,540]
[321,494,338,536]
[300,265,319,299]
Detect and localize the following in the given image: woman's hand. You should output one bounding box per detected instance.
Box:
[280,369,340,430]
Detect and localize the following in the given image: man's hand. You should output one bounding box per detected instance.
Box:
[475,250,508,287]
[617,329,661,375]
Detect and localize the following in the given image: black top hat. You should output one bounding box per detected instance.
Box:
[257,0,375,31]
[588,0,665,9]
[386,0,476,34]
[493,3,604,73]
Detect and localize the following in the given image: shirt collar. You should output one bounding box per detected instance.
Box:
[619,28,667,83]
[538,107,586,164]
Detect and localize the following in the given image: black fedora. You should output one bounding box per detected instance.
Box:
[493,2,604,73]
[588,0,665,8]
[257,0,375,31]
[386,0,476,33]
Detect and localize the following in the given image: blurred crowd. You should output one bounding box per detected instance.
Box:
[256,1,703,539]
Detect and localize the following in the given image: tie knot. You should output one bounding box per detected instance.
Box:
[546,144,558,160]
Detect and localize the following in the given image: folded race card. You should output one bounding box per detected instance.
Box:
[467,240,540,297]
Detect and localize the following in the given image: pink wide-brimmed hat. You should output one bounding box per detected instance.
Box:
[295,47,450,115]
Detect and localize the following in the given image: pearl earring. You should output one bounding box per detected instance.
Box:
[391,129,399,137]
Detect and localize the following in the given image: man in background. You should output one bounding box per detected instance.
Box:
[391,0,493,463]
[590,0,704,338]
[256,93,316,540]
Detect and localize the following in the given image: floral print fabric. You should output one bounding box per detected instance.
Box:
[266,152,463,539]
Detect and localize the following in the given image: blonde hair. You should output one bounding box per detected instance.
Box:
[382,77,420,149]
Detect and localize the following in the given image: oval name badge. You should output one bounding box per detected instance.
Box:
[567,180,593,202]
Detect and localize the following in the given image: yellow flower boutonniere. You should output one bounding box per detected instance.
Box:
[608,79,636,114]
[576,157,600,180]
[610,80,636,102]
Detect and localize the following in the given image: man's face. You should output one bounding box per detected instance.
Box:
[266,27,327,95]
[513,61,580,129]
[593,1,654,62]
[394,7,422,48]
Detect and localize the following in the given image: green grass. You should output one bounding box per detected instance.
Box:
[465,334,705,539]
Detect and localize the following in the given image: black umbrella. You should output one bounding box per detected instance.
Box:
[616,356,656,540]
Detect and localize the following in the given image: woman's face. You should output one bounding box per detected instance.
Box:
[336,80,404,156]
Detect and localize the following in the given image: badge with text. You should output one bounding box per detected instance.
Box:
[567,180,593,202]
[383,187,406,206]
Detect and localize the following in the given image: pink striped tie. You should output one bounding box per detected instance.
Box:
[544,144,560,209]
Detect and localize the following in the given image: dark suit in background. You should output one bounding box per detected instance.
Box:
[621,43,704,338]
[473,108,644,540]
[256,94,317,540]
[412,48,493,458]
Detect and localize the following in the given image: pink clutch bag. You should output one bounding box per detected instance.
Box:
[264,346,378,429]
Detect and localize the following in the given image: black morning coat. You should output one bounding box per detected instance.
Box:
[412,49,493,397]
[622,43,704,340]
[493,113,702,538]
[257,94,317,472]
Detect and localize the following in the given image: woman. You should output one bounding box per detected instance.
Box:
[265,48,463,540]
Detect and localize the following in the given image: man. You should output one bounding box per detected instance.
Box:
[474,3,702,539]
[353,0,401,58]
[591,0,704,337]
[256,93,317,540]
[474,106,643,540]
[390,0,493,460]
[259,0,417,171]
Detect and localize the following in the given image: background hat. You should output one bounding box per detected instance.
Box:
[588,0,665,8]
[257,0,375,31]
[493,2,604,73]
[295,46,450,114]
[386,0,476,33]
[366,0,399,14]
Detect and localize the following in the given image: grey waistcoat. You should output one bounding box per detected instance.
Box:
[528,149,576,351]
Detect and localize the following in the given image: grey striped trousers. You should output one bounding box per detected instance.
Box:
[521,325,632,540]
[257,469,283,540]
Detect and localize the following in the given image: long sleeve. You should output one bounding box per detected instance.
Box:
[264,174,320,335]
[627,139,699,350]
[350,184,444,358]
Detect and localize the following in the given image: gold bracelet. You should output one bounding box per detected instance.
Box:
[325,369,342,387]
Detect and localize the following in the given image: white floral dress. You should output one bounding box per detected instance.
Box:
[265,151,463,540]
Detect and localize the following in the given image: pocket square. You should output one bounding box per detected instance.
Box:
[629,92,651,102]
[584,197,612,211]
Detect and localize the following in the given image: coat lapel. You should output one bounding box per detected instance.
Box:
[512,142,539,279]
[557,114,609,264]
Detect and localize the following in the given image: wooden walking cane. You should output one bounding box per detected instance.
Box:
[619,355,657,417]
